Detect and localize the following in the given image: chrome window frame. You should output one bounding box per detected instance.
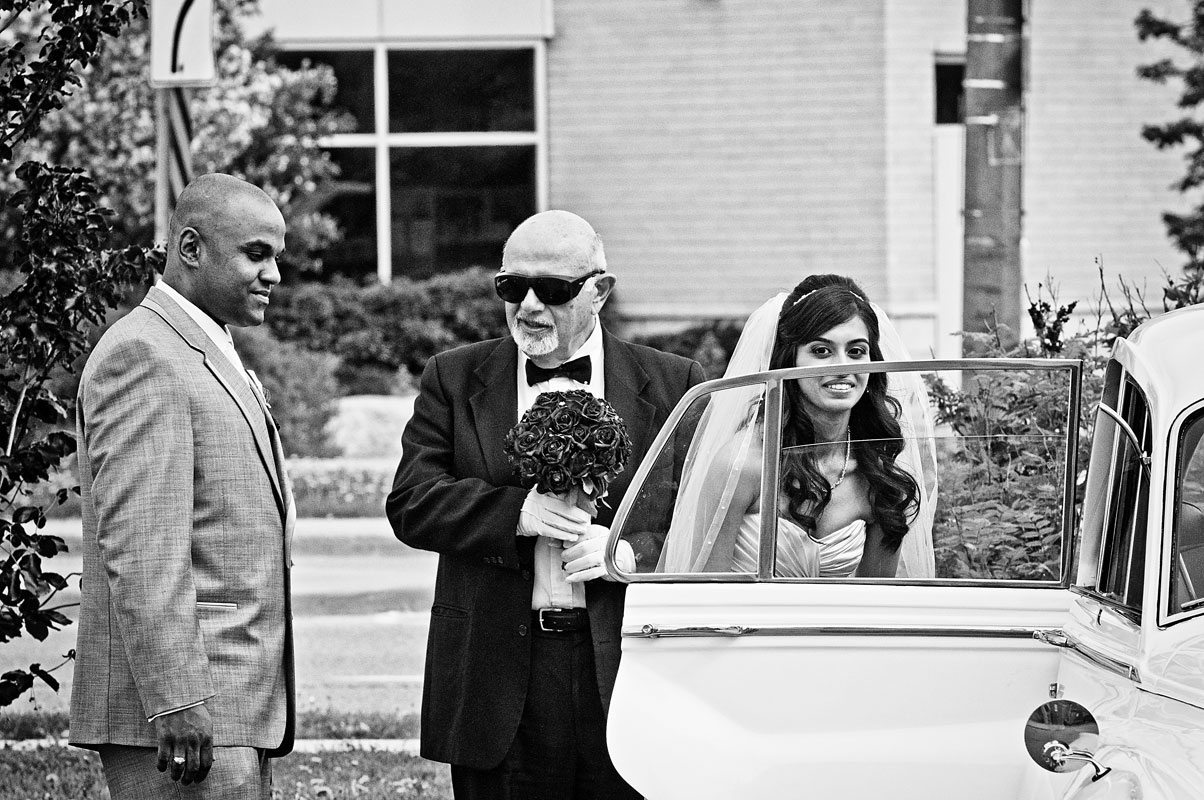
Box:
[1159,399,1204,627]
[605,357,1082,588]
[1074,374,1153,625]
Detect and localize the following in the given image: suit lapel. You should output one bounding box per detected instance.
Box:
[141,287,286,516]
[469,339,521,486]
[602,331,656,460]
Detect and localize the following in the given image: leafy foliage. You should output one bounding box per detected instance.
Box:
[1135,4,1204,304]
[266,269,509,394]
[1,0,156,707]
[629,319,743,381]
[1,0,354,272]
[925,284,1116,581]
[0,744,454,799]
[233,325,341,457]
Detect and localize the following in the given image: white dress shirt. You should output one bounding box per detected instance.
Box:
[156,280,253,387]
[517,323,605,610]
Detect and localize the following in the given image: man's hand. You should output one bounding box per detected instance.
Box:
[563,524,635,583]
[518,488,589,543]
[154,703,213,785]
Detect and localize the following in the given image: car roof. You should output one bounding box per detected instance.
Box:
[1114,303,1204,423]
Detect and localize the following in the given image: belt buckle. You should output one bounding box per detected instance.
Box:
[537,607,565,633]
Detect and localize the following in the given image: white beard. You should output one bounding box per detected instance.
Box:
[511,320,558,358]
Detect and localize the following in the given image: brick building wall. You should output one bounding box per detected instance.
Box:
[1026,2,1182,311]
[546,0,891,322]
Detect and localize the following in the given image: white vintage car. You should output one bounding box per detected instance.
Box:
[603,304,1204,799]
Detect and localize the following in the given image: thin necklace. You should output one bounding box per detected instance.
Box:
[829,428,851,490]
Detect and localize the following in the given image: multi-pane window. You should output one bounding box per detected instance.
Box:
[278,46,540,282]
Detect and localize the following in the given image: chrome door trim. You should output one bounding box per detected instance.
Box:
[624,623,1051,639]
[1033,628,1141,683]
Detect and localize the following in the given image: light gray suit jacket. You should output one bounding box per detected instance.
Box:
[69,286,295,756]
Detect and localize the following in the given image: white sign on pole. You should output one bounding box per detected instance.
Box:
[150,0,216,87]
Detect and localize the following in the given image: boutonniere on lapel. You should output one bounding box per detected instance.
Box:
[246,369,272,412]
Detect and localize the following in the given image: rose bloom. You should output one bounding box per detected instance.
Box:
[549,406,577,433]
[592,424,620,449]
[513,429,543,457]
[538,435,572,464]
[579,399,606,422]
[544,469,572,494]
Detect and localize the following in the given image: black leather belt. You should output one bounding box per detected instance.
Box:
[533,607,589,633]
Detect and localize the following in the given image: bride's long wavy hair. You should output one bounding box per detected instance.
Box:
[769,275,919,550]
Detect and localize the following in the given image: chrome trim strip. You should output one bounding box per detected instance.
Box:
[1063,361,1083,587]
[759,380,783,580]
[624,623,1047,639]
[1093,402,1150,467]
[196,601,238,609]
[1033,628,1141,683]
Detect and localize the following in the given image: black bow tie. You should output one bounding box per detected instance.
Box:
[525,355,591,386]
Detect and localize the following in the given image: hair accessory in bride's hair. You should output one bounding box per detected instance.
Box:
[790,289,816,308]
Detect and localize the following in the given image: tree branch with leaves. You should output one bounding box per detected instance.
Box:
[1,0,156,706]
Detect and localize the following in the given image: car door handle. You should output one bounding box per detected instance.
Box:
[633,624,753,638]
[1034,628,1141,683]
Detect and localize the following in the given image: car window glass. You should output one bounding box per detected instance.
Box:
[622,364,1076,583]
[621,383,764,575]
[770,365,1070,581]
[1082,368,1151,617]
[1170,410,1204,615]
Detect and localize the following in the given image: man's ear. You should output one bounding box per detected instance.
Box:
[592,273,616,312]
[178,227,202,269]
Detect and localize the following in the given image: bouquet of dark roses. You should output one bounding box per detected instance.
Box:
[504,389,634,515]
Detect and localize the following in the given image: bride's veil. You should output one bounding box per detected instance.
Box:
[656,292,938,577]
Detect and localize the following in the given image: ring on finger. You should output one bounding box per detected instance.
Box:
[172,755,186,766]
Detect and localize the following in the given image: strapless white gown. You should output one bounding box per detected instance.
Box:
[730,513,866,577]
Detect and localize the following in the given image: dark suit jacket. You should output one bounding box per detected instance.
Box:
[386,330,703,769]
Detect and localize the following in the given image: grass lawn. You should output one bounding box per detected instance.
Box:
[0,745,452,799]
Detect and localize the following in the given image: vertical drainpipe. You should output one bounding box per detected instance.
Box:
[962,0,1025,344]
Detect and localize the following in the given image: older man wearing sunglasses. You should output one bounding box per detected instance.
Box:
[387,210,705,799]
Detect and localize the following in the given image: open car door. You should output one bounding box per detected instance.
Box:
[604,359,1082,800]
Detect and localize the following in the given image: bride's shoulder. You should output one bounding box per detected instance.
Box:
[706,429,763,482]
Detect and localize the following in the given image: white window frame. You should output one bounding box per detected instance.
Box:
[279,38,548,282]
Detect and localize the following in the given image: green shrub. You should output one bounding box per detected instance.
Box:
[926,285,1111,580]
[630,319,744,380]
[32,456,396,520]
[287,458,395,518]
[0,746,106,799]
[265,269,508,393]
[234,326,341,457]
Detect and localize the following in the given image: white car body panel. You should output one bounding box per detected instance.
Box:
[605,305,1204,798]
[609,583,1073,799]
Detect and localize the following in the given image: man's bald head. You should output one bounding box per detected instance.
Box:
[162,173,285,328]
[167,173,277,252]
[502,210,606,277]
[498,210,615,367]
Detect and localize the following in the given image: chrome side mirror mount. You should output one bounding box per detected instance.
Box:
[1023,700,1111,782]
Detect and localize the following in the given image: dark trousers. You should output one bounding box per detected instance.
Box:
[450,627,641,800]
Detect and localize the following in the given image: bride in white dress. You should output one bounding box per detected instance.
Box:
[658,275,937,578]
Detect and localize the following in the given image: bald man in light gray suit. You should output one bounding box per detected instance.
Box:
[70,174,295,799]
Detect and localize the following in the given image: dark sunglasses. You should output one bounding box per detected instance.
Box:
[494,270,605,305]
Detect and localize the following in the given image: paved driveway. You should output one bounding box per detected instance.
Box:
[3,517,437,717]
